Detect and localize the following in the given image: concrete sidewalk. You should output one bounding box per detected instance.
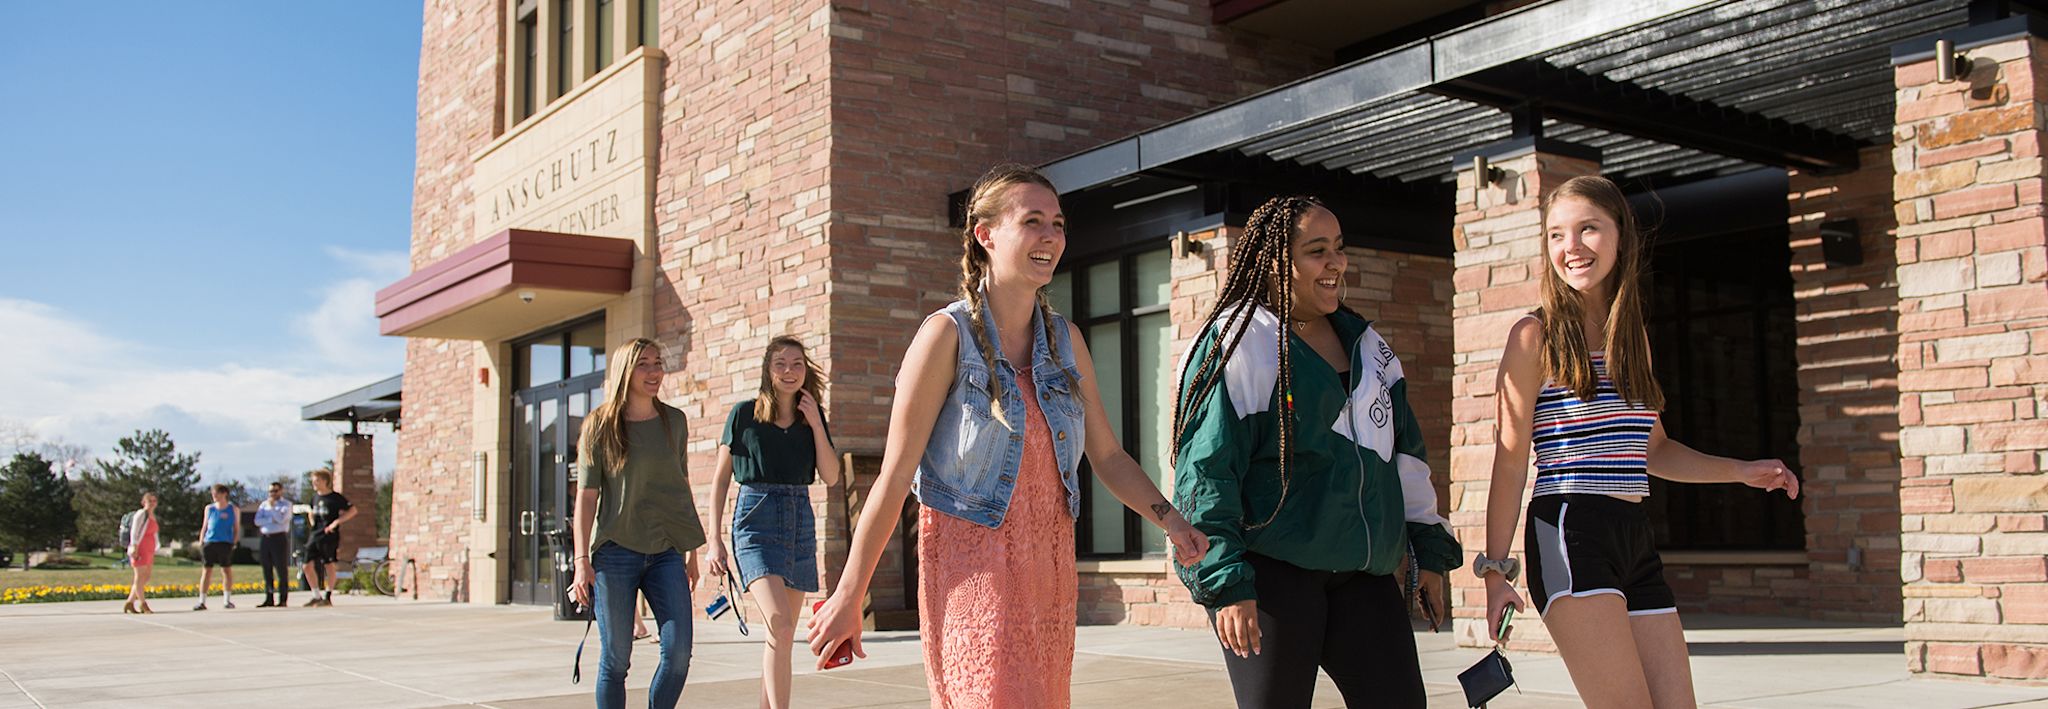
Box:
[0,596,2043,708]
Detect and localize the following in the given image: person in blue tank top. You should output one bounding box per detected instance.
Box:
[194,484,241,610]
[1479,176,1801,709]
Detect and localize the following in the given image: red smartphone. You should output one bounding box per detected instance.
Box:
[811,600,855,669]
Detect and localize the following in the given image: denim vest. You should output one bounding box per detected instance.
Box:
[913,297,1087,528]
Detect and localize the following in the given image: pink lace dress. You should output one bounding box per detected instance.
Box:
[918,368,1078,708]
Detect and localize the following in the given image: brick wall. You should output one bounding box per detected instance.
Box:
[1787,145,1903,623]
[392,0,500,601]
[334,434,379,564]
[1447,146,1602,651]
[1894,36,2048,681]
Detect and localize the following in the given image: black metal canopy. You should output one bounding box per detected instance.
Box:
[302,374,403,429]
[1045,0,1998,195]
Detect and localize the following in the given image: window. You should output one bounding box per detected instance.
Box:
[1644,227,1805,550]
[517,2,538,121]
[1046,247,1175,558]
[595,0,614,72]
[516,317,608,390]
[554,0,574,99]
[639,0,656,48]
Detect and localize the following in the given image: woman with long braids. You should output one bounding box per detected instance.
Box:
[1480,176,1798,708]
[566,337,706,709]
[706,335,841,709]
[1172,195,1459,708]
[807,163,1208,707]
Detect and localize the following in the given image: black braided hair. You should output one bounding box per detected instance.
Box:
[1171,196,1323,530]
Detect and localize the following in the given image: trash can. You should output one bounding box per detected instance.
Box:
[549,528,592,621]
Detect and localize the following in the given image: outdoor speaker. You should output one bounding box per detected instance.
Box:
[1821,219,1862,268]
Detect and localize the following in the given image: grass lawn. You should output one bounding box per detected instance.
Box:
[0,551,207,591]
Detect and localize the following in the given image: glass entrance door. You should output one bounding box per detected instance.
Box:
[508,318,608,606]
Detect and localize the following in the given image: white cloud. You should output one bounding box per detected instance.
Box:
[0,248,407,485]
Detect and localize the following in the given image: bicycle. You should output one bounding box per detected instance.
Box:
[349,546,396,596]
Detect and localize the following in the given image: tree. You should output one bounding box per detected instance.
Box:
[73,430,206,548]
[0,453,78,569]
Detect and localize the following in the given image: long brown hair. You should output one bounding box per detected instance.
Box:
[958,163,1081,427]
[1171,195,1324,529]
[753,336,827,426]
[1537,176,1664,410]
[581,337,668,475]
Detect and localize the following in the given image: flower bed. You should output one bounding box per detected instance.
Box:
[1,581,267,604]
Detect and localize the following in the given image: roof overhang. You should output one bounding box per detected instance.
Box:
[1041,0,2017,196]
[302,374,403,425]
[374,229,633,341]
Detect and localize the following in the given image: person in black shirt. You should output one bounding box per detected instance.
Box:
[706,336,841,709]
[301,470,357,607]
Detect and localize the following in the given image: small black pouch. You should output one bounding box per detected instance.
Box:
[1457,648,1515,708]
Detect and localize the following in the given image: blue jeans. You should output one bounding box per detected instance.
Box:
[593,542,693,709]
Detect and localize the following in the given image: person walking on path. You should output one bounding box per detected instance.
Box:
[301,471,357,607]
[1480,176,1800,709]
[807,164,1207,708]
[566,337,707,709]
[254,482,293,608]
[121,492,160,614]
[707,335,842,709]
[1170,195,1461,708]
[194,484,241,611]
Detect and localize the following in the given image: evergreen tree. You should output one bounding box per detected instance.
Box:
[0,453,78,569]
[73,430,206,547]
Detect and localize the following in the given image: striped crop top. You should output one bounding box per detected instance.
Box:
[1531,352,1658,497]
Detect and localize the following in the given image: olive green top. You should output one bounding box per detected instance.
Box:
[579,405,707,556]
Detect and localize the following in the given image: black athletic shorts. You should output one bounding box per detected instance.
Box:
[1525,493,1676,616]
[305,535,341,565]
[202,542,235,568]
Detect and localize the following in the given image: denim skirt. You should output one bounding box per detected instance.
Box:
[731,483,819,592]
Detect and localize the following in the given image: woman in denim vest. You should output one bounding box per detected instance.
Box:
[807,164,1209,707]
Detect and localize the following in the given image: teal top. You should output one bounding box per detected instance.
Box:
[722,400,833,485]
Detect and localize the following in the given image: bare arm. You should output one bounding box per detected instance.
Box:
[1066,323,1207,564]
[812,413,842,487]
[806,315,958,666]
[709,446,735,541]
[1647,420,1800,497]
[1484,316,1545,561]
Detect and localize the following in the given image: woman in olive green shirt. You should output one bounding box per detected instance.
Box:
[568,337,707,709]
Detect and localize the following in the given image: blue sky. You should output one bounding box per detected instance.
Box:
[0,3,424,483]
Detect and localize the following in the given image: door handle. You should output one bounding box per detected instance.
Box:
[519,510,535,536]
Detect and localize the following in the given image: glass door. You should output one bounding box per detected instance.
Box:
[509,317,608,605]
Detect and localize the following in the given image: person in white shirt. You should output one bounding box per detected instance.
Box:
[254,483,294,608]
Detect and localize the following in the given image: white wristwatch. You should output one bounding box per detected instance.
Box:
[1472,553,1521,582]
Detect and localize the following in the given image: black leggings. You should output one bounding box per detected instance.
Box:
[1210,553,1425,709]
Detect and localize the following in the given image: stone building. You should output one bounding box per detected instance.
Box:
[369,0,2048,682]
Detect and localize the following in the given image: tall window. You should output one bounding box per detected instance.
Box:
[1046,247,1175,558]
[1645,227,1804,550]
[517,2,538,120]
[595,0,613,72]
[554,0,574,99]
[639,0,657,48]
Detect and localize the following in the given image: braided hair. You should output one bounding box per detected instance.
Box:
[958,163,1084,428]
[1171,195,1323,530]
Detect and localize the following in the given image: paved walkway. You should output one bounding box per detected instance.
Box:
[1,597,2044,708]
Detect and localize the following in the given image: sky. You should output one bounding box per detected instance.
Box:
[0,3,425,485]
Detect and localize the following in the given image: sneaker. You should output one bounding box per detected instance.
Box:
[192,602,207,611]
[224,600,236,610]
[303,597,323,607]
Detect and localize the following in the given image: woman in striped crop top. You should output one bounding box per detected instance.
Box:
[1476,176,1801,709]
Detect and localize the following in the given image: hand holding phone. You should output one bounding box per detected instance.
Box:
[811,600,855,669]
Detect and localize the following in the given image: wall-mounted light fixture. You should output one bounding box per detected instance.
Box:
[1935,38,1975,84]
[1472,155,1505,188]
[1170,230,1204,259]
[472,452,489,521]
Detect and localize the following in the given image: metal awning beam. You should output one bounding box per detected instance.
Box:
[1430,61,1861,173]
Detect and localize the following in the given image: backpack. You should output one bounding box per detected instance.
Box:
[118,510,137,548]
